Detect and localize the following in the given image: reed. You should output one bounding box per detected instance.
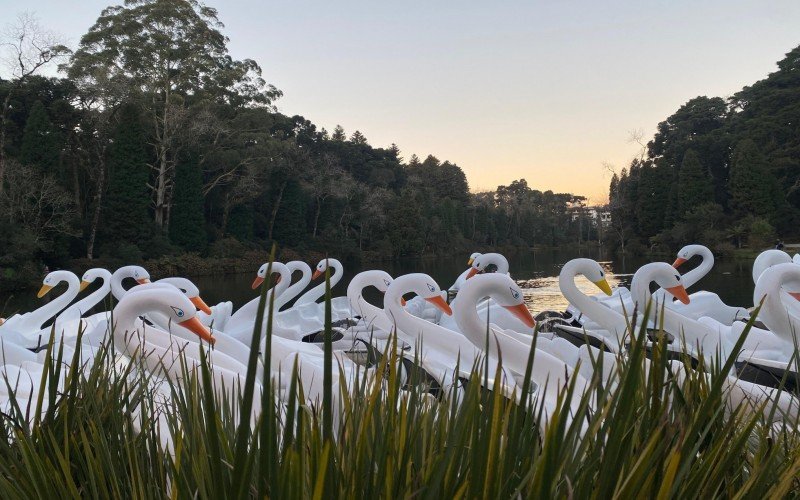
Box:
[0,286,797,498]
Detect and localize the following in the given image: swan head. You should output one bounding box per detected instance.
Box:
[467,252,481,266]
[79,268,108,292]
[568,259,613,296]
[113,265,151,285]
[672,244,709,268]
[632,263,691,305]
[125,285,215,345]
[252,262,284,290]
[466,252,507,279]
[391,273,452,316]
[311,258,340,280]
[468,274,535,328]
[374,272,408,306]
[156,277,213,314]
[37,270,76,298]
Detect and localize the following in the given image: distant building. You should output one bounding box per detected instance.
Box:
[569,205,611,227]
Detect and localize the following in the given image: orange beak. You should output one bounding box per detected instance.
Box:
[178,316,215,345]
[424,295,452,316]
[136,278,151,285]
[190,296,213,315]
[788,292,800,301]
[251,276,264,290]
[466,268,479,279]
[312,269,323,280]
[666,285,691,305]
[503,303,535,328]
[672,257,687,269]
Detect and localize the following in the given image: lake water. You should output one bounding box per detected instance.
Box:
[1,247,758,320]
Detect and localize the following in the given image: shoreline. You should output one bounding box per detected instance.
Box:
[2,242,614,293]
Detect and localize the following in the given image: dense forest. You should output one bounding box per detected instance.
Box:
[608,45,800,256]
[0,1,595,289]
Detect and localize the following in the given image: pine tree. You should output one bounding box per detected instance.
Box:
[331,125,346,141]
[677,149,713,217]
[350,130,368,145]
[272,179,306,245]
[19,101,61,179]
[101,103,152,247]
[635,163,666,236]
[728,139,776,219]
[169,152,207,251]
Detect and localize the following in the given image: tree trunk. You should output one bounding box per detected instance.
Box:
[154,141,169,228]
[312,198,321,238]
[267,180,286,241]
[471,209,476,239]
[86,154,107,259]
[153,89,173,230]
[221,195,232,235]
[0,92,12,195]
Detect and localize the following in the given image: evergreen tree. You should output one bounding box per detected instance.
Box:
[634,163,665,237]
[677,149,713,217]
[350,130,368,145]
[170,152,207,251]
[728,139,776,219]
[101,103,151,248]
[332,125,346,141]
[19,101,61,179]
[272,179,306,245]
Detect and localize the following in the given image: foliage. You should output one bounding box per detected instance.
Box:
[100,103,152,253]
[0,2,599,284]
[609,45,800,252]
[169,152,207,251]
[18,100,62,180]
[0,295,798,496]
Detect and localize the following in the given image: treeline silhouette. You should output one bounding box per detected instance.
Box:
[608,45,800,255]
[0,2,593,289]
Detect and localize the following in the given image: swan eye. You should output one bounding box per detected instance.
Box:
[171,306,185,318]
[510,287,520,300]
[383,278,391,286]
[426,283,436,293]
[674,275,681,281]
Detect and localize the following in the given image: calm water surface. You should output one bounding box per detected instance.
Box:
[1,248,757,319]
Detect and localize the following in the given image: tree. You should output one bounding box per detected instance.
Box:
[331,125,346,141]
[350,130,367,145]
[101,103,151,249]
[728,139,777,219]
[66,0,280,229]
[307,154,349,238]
[0,159,76,244]
[0,13,69,192]
[18,101,61,179]
[170,152,207,251]
[677,149,713,217]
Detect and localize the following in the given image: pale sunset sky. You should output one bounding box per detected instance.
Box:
[3,0,800,203]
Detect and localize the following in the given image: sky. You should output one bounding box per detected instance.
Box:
[2,1,800,204]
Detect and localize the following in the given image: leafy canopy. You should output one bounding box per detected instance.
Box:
[65,0,281,107]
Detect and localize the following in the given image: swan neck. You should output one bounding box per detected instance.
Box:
[560,262,625,334]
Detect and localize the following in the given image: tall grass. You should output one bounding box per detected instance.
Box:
[0,282,798,498]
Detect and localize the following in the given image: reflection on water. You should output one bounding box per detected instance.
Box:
[1,248,758,319]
